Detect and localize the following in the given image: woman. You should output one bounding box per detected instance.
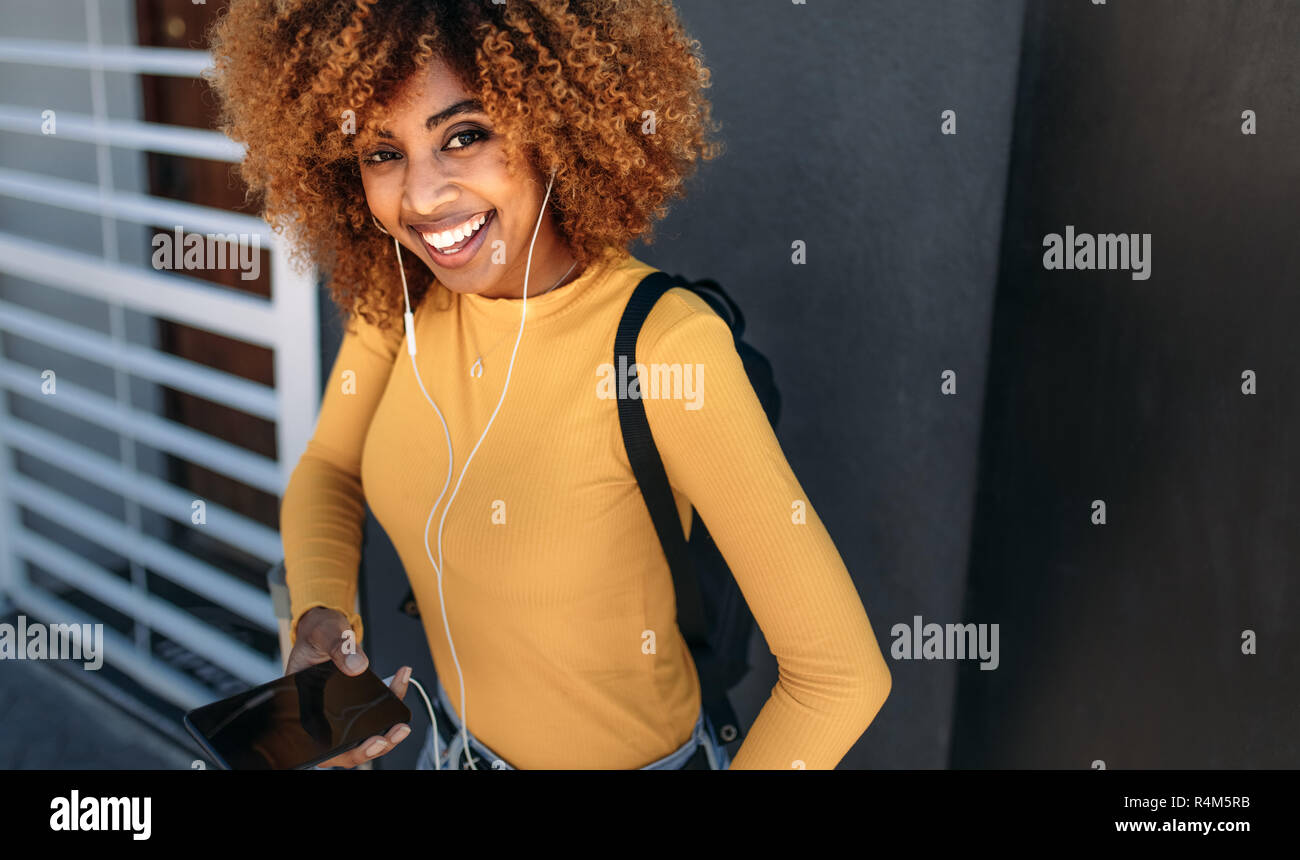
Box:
[206,0,891,770]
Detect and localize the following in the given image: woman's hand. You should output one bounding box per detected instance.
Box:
[286,606,413,768]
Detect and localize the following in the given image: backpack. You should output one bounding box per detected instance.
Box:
[397,270,781,756]
[613,270,781,753]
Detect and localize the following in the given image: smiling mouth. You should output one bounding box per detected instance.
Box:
[415,209,495,257]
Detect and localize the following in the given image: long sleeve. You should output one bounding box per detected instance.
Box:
[640,289,892,770]
[279,311,402,647]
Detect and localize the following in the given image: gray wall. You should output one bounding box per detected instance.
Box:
[359,0,1027,769]
[952,0,1300,768]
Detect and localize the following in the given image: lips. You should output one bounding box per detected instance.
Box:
[411,209,495,269]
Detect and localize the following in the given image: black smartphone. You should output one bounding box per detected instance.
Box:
[183,661,411,770]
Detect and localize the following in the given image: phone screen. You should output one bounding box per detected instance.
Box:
[184,662,411,770]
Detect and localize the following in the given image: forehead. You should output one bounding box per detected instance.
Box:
[386,59,470,120]
[360,58,483,146]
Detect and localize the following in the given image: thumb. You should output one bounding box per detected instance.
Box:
[307,613,368,675]
[330,627,368,676]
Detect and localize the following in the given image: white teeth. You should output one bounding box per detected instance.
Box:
[422,211,490,250]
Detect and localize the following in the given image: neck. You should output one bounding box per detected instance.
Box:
[485,246,580,300]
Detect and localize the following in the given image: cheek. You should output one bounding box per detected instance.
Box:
[505,192,546,239]
[359,171,398,218]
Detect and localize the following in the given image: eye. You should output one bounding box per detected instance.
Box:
[444,127,489,151]
[359,127,489,167]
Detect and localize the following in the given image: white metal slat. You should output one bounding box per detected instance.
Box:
[10,586,219,710]
[8,473,278,630]
[0,39,213,77]
[270,240,321,488]
[1,415,282,563]
[12,529,278,684]
[0,166,272,238]
[0,356,283,495]
[0,105,244,161]
[87,0,153,660]
[0,299,278,420]
[0,30,322,705]
[0,233,282,346]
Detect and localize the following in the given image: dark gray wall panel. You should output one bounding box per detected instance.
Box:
[952,0,1300,768]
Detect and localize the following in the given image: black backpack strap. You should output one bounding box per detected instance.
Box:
[614,272,710,650]
[617,272,746,752]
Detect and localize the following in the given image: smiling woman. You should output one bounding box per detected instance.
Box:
[355,67,575,290]
[203,0,723,328]
[202,0,893,771]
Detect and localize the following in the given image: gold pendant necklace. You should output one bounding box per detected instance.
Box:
[467,260,579,378]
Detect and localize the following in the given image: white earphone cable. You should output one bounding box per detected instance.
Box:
[390,167,559,770]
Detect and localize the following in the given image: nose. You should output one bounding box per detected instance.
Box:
[401,152,459,221]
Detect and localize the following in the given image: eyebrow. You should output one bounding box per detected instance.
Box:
[375,98,485,139]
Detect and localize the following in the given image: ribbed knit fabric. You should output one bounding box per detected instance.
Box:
[280,246,892,769]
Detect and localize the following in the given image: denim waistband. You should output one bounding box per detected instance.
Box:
[415,675,721,770]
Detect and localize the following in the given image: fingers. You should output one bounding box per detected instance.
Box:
[388,666,412,700]
[316,723,412,769]
[312,668,413,769]
[329,629,367,676]
[302,611,366,676]
[284,640,329,675]
[383,723,412,750]
[285,608,357,676]
[315,746,360,769]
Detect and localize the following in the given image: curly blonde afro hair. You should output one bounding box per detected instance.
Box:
[204,0,724,333]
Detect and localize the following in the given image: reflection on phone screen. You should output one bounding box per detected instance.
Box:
[186,663,410,769]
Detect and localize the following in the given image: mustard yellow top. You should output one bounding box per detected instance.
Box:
[280,247,891,769]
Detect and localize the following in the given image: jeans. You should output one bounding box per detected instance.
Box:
[414,674,732,770]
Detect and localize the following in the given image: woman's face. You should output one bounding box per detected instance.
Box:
[359,58,575,300]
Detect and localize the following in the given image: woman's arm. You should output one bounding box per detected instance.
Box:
[280,311,403,647]
[640,289,892,770]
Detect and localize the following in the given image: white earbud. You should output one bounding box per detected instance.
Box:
[388,165,558,768]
